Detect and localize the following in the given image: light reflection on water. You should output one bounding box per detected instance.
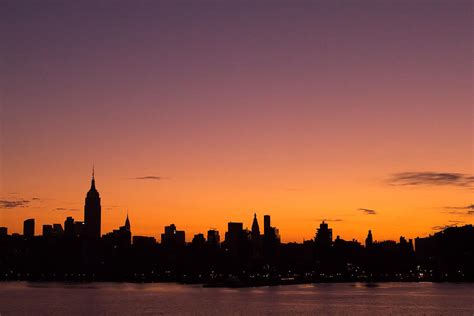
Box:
[0,282,473,315]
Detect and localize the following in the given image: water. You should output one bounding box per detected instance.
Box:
[0,282,472,315]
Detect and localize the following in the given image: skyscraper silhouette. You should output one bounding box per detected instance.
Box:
[122,212,131,245]
[315,221,332,247]
[207,229,220,246]
[251,213,260,238]
[124,212,131,232]
[161,224,185,248]
[366,230,373,247]
[64,216,75,237]
[23,219,35,237]
[84,168,101,239]
[264,215,271,237]
[43,224,53,237]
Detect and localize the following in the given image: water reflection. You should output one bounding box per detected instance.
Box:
[0,282,472,315]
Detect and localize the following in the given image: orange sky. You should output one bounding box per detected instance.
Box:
[1,158,472,243]
[1,1,472,242]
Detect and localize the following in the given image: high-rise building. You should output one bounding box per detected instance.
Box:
[262,214,280,242]
[52,224,64,236]
[250,213,263,257]
[225,222,245,253]
[262,214,280,258]
[41,224,63,237]
[264,215,271,237]
[226,222,243,241]
[64,217,75,237]
[102,214,132,247]
[251,213,260,238]
[161,224,185,247]
[74,221,85,236]
[207,229,220,246]
[192,233,206,247]
[315,221,332,247]
[23,218,35,237]
[43,224,53,237]
[0,227,7,236]
[121,213,131,246]
[133,236,156,247]
[365,230,373,247]
[124,212,131,232]
[174,231,185,246]
[84,168,101,239]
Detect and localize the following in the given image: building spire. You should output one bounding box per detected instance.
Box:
[251,212,260,236]
[90,165,96,190]
[125,210,131,230]
[84,165,101,239]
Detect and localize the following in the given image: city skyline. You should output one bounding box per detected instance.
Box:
[1,1,473,314]
[1,169,472,284]
[1,1,472,243]
[1,169,471,243]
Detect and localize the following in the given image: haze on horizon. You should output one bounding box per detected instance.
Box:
[1,1,472,243]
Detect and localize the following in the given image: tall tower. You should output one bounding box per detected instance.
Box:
[251,213,260,237]
[124,212,131,232]
[264,215,271,237]
[315,221,332,247]
[84,167,101,239]
[365,230,373,247]
[23,219,35,237]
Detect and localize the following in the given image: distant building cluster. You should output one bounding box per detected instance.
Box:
[0,172,473,284]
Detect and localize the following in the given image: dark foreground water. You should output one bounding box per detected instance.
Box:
[0,282,473,315]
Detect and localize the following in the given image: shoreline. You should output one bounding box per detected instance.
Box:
[1,279,473,288]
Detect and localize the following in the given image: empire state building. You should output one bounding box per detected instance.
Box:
[84,169,101,239]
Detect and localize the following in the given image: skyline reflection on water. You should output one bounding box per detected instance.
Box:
[0,282,473,315]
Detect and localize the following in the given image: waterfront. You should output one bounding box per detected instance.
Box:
[0,282,473,315]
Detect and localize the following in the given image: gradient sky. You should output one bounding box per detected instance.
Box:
[1,1,472,243]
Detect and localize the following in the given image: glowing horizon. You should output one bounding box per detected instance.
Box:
[1,168,472,243]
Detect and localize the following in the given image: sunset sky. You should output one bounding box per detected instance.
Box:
[1,1,472,243]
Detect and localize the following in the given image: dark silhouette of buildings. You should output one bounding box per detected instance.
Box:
[192,234,206,247]
[264,215,270,237]
[225,222,244,245]
[23,219,35,237]
[103,214,132,247]
[365,230,373,247]
[53,224,64,235]
[250,213,262,257]
[0,171,472,284]
[161,224,185,248]
[42,224,53,237]
[263,214,280,243]
[415,225,474,281]
[125,213,130,231]
[251,213,260,239]
[84,169,101,239]
[42,223,63,237]
[74,221,85,237]
[133,236,156,247]
[207,229,220,246]
[64,216,75,237]
[315,221,332,247]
